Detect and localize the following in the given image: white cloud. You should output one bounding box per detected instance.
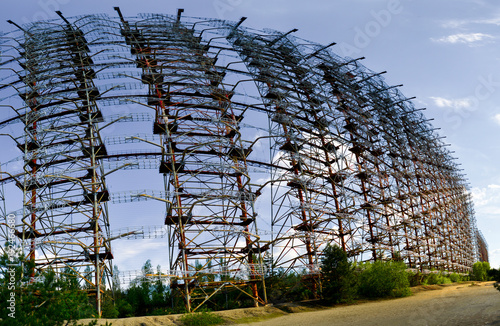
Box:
[493,114,500,125]
[475,17,500,26]
[471,185,500,212]
[429,96,474,109]
[431,33,494,45]
[441,16,500,28]
[441,20,465,29]
[112,238,168,271]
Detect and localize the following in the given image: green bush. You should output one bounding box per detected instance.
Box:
[407,271,424,287]
[488,268,500,282]
[0,254,97,326]
[424,271,452,285]
[472,261,490,281]
[101,300,119,319]
[358,260,411,298]
[264,268,311,304]
[449,273,463,283]
[408,271,463,286]
[179,311,225,326]
[320,244,357,303]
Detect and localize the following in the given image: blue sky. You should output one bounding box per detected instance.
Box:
[1,0,499,273]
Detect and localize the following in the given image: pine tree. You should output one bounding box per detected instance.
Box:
[320,244,357,303]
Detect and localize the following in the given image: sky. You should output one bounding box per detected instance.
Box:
[1,0,500,274]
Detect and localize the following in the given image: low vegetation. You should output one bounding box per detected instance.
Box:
[318,245,496,304]
[357,260,411,298]
[486,264,500,294]
[179,311,225,326]
[0,253,99,326]
[1,244,497,325]
[472,261,490,281]
[320,245,411,302]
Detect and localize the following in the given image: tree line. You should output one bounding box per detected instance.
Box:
[0,245,497,325]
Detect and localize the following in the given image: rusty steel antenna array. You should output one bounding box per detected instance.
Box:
[0,8,485,315]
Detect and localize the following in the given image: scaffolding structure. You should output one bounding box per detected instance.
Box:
[0,9,485,314]
[477,230,488,262]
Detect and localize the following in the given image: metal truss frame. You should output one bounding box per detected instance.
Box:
[0,8,484,314]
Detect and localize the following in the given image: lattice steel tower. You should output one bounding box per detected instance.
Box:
[0,8,484,315]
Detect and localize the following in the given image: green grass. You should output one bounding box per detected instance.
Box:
[234,312,286,324]
[179,311,225,326]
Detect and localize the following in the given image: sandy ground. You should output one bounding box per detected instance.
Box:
[81,281,500,326]
[241,282,500,326]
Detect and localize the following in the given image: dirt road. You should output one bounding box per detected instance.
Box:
[241,282,500,326]
[83,282,500,326]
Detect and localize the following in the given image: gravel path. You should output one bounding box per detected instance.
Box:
[241,282,500,326]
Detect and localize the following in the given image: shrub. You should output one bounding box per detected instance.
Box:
[102,300,120,319]
[115,298,134,317]
[424,271,452,285]
[472,261,490,281]
[488,268,500,282]
[320,244,357,303]
[358,260,411,298]
[449,273,463,283]
[407,271,425,287]
[179,311,225,326]
[264,268,311,304]
[0,254,97,326]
